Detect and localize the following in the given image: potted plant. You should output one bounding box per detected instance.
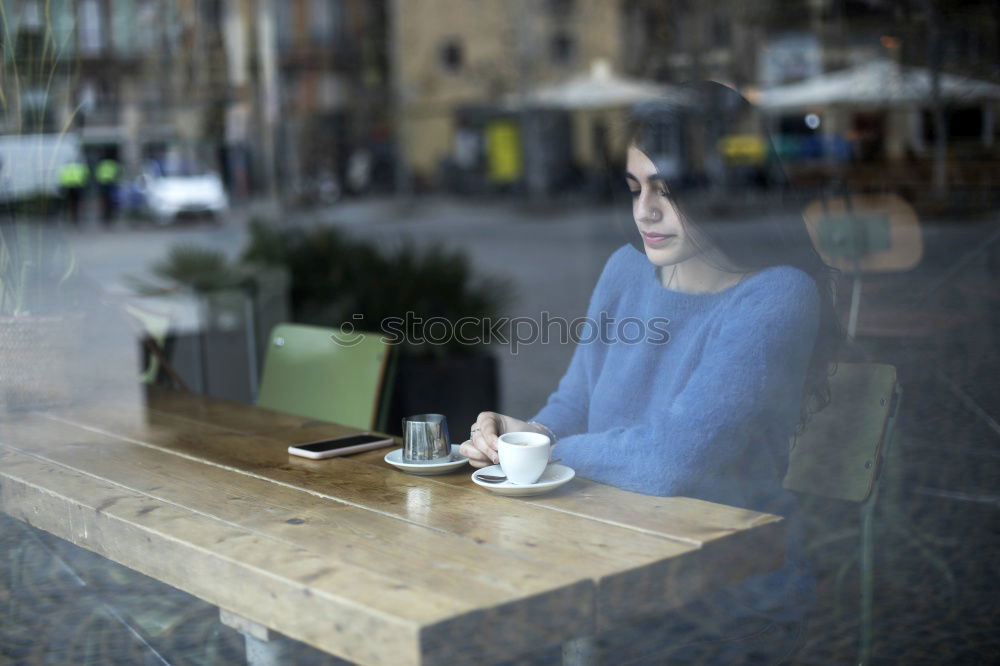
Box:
[126,244,290,401]
[242,219,513,433]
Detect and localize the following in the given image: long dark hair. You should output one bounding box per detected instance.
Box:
[626,81,841,424]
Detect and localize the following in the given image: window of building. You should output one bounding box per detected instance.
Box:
[22,0,42,30]
[310,0,344,45]
[550,31,575,65]
[132,0,158,54]
[47,0,73,53]
[712,16,730,47]
[439,38,464,73]
[275,1,293,53]
[111,0,137,56]
[546,0,575,18]
[79,0,105,55]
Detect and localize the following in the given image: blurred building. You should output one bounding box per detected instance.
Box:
[622,0,766,86]
[1,1,228,176]
[0,0,390,200]
[269,0,390,197]
[622,0,999,204]
[392,0,625,193]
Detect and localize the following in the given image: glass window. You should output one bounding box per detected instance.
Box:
[132,0,158,54]
[111,0,136,56]
[50,0,74,55]
[550,31,575,65]
[275,0,293,52]
[546,0,575,18]
[439,38,463,72]
[309,0,344,45]
[22,0,41,30]
[79,0,104,55]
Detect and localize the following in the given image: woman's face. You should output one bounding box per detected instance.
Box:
[625,144,703,271]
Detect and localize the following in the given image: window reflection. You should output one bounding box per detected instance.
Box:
[1,1,997,663]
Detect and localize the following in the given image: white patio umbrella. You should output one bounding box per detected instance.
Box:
[758,58,1000,110]
[510,59,684,110]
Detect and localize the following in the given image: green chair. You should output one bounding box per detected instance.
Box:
[784,363,900,666]
[256,323,393,431]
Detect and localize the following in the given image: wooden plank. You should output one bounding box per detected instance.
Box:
[0,433,591,666]
[41,398,784,628]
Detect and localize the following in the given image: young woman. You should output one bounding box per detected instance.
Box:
[461,82,840,663]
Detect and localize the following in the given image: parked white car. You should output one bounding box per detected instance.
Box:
[140,160,229,224]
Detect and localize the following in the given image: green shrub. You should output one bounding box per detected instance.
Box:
[242,218,513,355]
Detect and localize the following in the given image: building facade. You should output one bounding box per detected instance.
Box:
[1,0,390,200]
[392,0,625,189]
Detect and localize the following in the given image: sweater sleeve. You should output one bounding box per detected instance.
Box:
[552,273,820,497]
[529,339,591,438]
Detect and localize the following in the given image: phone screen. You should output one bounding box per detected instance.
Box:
[294,435,388,452]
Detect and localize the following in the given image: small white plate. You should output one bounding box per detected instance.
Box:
[384,445,468,475]
[471,464,575,497]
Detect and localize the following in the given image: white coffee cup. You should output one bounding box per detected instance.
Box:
[497,431,551,485]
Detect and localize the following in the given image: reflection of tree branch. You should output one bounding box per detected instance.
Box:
[0,0,24,126]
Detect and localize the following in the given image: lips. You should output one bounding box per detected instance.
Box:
[641,231,676,247]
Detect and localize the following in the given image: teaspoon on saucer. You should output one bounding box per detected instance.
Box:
[475,474,507,483]
[475,459,561,484]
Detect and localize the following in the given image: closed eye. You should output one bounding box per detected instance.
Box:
[649,176,670,197]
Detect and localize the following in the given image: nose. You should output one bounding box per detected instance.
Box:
[635,190,663,224]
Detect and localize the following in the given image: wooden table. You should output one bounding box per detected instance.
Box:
[0,388,784,666]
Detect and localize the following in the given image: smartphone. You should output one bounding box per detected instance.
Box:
[287,433,394,459]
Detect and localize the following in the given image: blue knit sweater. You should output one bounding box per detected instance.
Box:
[531,244,819,619]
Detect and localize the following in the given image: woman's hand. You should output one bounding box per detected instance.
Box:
[460,412,535,468]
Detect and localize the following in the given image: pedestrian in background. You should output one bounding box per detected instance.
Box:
[95,153,121,226]
[58,159,89,226]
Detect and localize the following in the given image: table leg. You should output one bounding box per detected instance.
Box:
[562,635,597,666]
[244,633,298,666]
[220,608,297,666]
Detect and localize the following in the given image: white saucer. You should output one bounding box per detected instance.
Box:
[384,445,468,475]
[471,464,575,497]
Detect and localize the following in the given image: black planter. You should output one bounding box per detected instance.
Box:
[383,352,499,437]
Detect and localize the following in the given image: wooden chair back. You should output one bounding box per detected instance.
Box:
[257,323,391,431]
[785,363,899,503]
[802,193,922,274]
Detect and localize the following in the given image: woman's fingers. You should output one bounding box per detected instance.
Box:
[469,412,500,464]
[470,428,498,464]
[459,439,493,468]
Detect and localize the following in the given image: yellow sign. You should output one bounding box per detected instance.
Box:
[718,134,766,165]
[486,121,522,183]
